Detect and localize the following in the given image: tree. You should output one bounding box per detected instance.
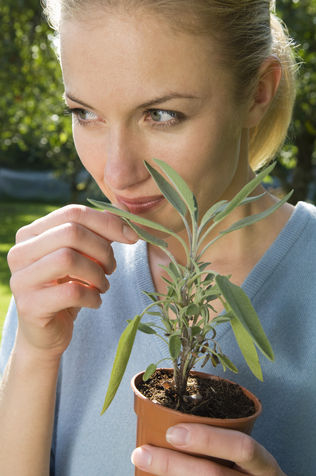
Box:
[0,0,87,202]
[276,0,316,203]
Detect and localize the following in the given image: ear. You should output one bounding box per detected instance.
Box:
[243,56,282,128]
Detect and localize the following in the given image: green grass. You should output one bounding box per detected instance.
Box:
[0,200,60,341]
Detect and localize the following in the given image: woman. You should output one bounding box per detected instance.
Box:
[1,1,315,474]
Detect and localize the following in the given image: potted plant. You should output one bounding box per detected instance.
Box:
[89,159,292,473]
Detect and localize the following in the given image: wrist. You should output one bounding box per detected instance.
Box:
[13,332,62,372]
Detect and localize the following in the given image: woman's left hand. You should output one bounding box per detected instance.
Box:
[131,423,286,475]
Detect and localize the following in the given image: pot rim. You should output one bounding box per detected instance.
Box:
[131,368,262,424]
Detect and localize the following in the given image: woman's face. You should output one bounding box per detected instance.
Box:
[60,12,250,234]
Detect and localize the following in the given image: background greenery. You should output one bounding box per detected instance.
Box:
[0,0,315,337]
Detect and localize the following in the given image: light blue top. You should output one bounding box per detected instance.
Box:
[1,201,316,476]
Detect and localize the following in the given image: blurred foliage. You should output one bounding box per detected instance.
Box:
[276,0,316,203]
[0,0,86,201]
[0,0,315,203]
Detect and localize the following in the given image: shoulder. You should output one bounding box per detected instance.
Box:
[267,200,316,293]
[295,200,316,221]
[280,201,316,266]
[244,200,316,299]
[289,201,316,249]
[279,200,316,247]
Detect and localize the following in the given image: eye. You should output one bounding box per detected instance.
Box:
[64,106,98,125]
[149,110,176,122]
[145,109,184,128]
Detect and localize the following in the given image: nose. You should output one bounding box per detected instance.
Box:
[103,125,150,191]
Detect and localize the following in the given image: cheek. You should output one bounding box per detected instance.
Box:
[178,117,242,207]
[72,126,118,198]
[72,126,104,177]
[165,116,240,184]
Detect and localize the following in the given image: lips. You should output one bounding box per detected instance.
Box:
[115,194,165,214]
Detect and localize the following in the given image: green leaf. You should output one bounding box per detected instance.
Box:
[199,200,228,230]
[143,363,157,381]
[127,221,168,248]
[219,190,294,236]
[169,304,179,316]
[138,323,157,335]
[142,291,158,302]
[146,311,163,317]
[190,326,202,336]
[153,158,198,220]
[212,315,232,325]
[204,272,215,282]
[169,261,181,278]
[186,303,200,315]
[143,290,167,300]
[203,324,213,335]
[159,263,181,282]
[213,162,276,223]
[101,314,141,414]
[218,354,238,374]
[215,275,274,361]
[169,334,182,359]
[88,198,188,259]
[230,317,263,381]
[161,276,174,286]
[239,192,267,206]
[87,199,174,236]
[145,161,187,217]
[205,294,218,303]
[204,287,219,298]
[199,262,212,272]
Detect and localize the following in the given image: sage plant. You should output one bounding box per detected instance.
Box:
[89,159,292,414]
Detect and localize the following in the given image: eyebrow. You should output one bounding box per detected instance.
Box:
[137,93,199,109]
[64,92,94,109]
[64,92,199,110]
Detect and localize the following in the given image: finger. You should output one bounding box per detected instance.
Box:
[8,222,116,274]
[10,248,109,294]
[165,424,283,475]
[15,204,138,244]
[16,280,102,323]
[131,445,242,476]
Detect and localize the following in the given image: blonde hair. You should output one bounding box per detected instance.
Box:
[43,0,297,170]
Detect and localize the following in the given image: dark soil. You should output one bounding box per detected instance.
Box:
[137,369,255,418]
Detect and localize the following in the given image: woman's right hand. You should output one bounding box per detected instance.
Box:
[7,204,138,361]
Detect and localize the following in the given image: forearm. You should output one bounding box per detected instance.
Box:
[0,343,60,476]
[0,205,134,474]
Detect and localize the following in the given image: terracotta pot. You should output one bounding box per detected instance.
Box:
[131,368,262,476]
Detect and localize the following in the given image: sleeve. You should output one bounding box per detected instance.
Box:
[0,297,18,377]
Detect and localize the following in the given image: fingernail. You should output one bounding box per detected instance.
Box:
[166,426,190,446]
[123,225,138,242]
[131,446,152,470]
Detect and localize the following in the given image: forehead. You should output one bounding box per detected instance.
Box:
[59,12,231,107]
